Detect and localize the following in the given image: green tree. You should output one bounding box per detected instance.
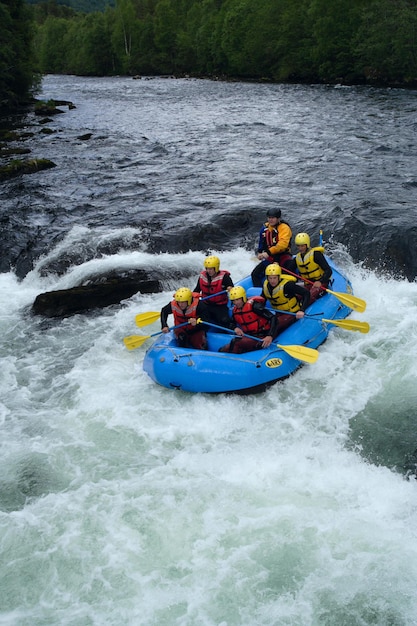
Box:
[354,0,417,83]
[307,0,365,81]
[112,0,136,72]
[29,0,417,85]
[153,0,181,71]
[36,16,71,72]
[0,0,37,108]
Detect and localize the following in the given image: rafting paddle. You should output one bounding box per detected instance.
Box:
[282,267,367,313]
[272,310,370,333]
[203,321,319,364]
[135,311,161,327]
[134,291,228,328]
[124,321,192,351]
[315,318,369,333]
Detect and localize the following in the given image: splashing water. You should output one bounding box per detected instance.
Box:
[1,241,417,625]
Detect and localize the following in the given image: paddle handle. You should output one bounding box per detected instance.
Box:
[203,320,264,344]
[203,320,319,362]
[152,320,190,338]
[271,309,324,319]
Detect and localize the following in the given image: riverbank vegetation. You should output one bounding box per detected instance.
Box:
[0,0,39,109]
[30,0,417,86]
[1,0,417,109]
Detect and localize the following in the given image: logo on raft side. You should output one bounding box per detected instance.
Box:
[265,358,283,368]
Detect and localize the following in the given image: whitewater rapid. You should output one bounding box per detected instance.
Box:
[1,240,417,625]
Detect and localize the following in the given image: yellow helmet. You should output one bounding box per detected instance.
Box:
[295,232,310,247]
[265,263,282,277]
[204,255,220,272]
[174,287,193,305]
[229,286,247,303]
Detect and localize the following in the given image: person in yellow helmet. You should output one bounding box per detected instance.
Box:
[160,287,211,350]
[262,263,310,333]
[251,208,293,287]
[292,232,332,303]
[193,255,234,327]
[218,286,278,354]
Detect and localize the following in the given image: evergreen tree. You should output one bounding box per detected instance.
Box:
[0,0,37,108]
[30,0,417,86]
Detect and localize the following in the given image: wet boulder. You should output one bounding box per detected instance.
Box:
[32,273,161,317]
[0,158,56,181]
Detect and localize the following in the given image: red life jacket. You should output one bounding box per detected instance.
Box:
[199,270,230,305]
[232,297,271,336]
[171,294,200,335]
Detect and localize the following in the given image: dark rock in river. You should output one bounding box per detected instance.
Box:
[77,133,93,141]
[0,158,56,181]
[34,99,76,115]
[32,274,161,317]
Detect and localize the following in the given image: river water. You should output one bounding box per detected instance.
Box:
[1,75,417,625]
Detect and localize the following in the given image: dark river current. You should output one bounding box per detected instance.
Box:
[1,76,417,625]
[2,75,417,280]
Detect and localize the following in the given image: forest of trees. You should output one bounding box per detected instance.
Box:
[31,0,417,85]
[0,0,38,109]
[1,0,417,110]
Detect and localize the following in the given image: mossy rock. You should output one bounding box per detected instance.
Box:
[0,158,56,181]
[0,146,31,156]
[34,99,75,116]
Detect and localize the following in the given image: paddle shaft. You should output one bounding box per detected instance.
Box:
[135,292,228,327]
[150,320,190,338]
[282,266,366,313]
[200,290,228,301]
[204,320,302,349]
[204,320,318,363]
[124,321,192,350]
[283,266,332,292]
[271,309,369,333]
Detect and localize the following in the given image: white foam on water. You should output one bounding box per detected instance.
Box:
[1,247,417,625]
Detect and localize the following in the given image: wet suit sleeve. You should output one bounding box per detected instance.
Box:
[160,302,173,329]
[284,283,311,311]
[314,251,332,284]
[222,274,234,289]
[284,258,298,274]
[192,277,201,293]
[252,301,278,337]
[257,225,267,253]
[196,301,212,323]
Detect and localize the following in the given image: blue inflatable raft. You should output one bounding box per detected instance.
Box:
[143,259,361,394]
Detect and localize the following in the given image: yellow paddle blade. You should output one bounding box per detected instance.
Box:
[276,344,319,364]
[135,311,160,327]
[322,318,370,333]
[326,289,367,313]
[123,334,151,350]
